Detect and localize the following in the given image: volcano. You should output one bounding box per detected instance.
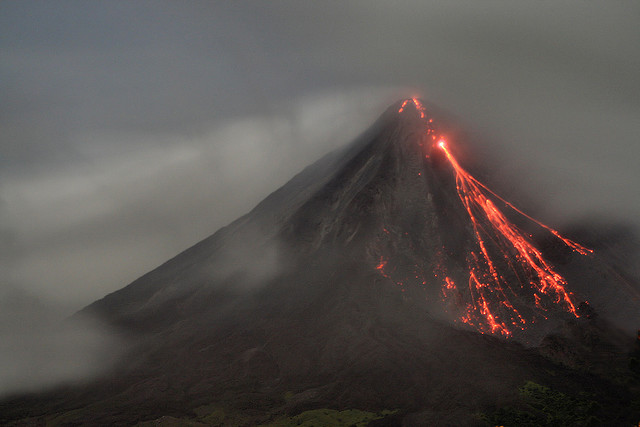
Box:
[3,99,640,426]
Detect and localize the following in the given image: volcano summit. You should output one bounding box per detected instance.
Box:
[3,99,640,426]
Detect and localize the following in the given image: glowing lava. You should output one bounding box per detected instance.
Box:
[377,99,593,337]
[437,138,590,333]
[398,97,426,119]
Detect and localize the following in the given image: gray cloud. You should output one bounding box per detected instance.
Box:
[0,285,120,397]
[1,89,397,305]
[1,0,639,394]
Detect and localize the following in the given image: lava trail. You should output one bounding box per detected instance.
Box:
[383,98,593,337]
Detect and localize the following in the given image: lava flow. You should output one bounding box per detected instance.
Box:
[384,98,593,337]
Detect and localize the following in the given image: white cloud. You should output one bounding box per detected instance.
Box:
[1,88,397,306]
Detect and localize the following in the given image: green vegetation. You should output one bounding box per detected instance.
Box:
[197,406,227,426]
[190,404,255,426]
[132,405,395,427]
[262,408,395,427]
[482,381,602,426]
[136,416,208,426]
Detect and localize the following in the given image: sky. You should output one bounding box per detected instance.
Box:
[1,2,639,318]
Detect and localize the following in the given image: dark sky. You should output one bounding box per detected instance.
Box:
[2,1,639,310]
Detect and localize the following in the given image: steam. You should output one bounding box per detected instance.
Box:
[0,89,397,307]
[0,89,396,396]
[0,286,120,397]
[207,226,284,290]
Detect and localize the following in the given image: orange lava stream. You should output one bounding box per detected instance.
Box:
[379,98,593,337]
[465,169,592,256]
[438,138,588,335]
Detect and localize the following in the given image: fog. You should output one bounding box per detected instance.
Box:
[0,285,120,397]
[1,1,638,394]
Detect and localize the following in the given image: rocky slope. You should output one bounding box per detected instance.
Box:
[2,100,640,426]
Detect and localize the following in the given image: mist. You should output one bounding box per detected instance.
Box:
[1,1,639,395]
[0,286,120,397]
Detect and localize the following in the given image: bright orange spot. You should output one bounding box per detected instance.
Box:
[435,140,591,333]
[382,99,592,338]
[398,98,427,118]
[444,277,456,290]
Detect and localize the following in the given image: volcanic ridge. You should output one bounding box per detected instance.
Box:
[3,99,640,426]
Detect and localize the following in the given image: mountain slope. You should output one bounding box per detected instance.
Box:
[3,99,640,426]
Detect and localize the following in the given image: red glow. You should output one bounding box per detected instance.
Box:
[444,277,456,290]
[398,98,427,118]
[437,137,590,335]
[387,99,593,337]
